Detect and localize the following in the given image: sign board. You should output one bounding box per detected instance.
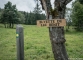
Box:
[37,19,66,27]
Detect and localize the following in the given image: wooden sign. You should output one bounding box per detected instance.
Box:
[37,19,66,27]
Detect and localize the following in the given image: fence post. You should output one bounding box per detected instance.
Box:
[16,24,24,60]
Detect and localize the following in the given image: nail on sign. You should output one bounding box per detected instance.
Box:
[37,19,66,27]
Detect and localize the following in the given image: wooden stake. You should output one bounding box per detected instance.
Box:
[16,25,24,60]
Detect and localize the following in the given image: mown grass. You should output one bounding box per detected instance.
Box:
[0,24,83,60]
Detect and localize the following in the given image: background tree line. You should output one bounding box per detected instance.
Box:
[71,0,83,31]
[0,0,83,31]
[0,1,46,28]
[65,0,83,31]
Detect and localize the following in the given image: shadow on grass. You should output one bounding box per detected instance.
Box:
[65,30,83,35]
[5,27,16,30]
[0,25,4,28]
[0,26,16,30]
[65,28,83,35]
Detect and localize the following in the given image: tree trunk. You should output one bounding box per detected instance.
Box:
[68,25,69,29]
[49,27,68,60]
[9,23,12,28]
[12,23,14,28]
[4,23,6,28]
[39,0,72,60]
[49,9,68,60]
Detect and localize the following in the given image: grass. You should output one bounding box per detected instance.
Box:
[0,24,83,60]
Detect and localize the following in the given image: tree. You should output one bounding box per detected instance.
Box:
[17,11,26,24]
[33,0,42,24]
[34,0,42,14]
[65,8,72,31]
[26,11,35,25]
[25,12,29,24]
[71,1,83,31]
[39,0,72,60]
[1,1,18,28]
[0,8,2,23]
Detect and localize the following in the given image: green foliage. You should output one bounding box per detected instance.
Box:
[0,1,46,26]
[0,8,4,23]
[1,1,18,28]
[65,8,72,30]
[0,9,1,23]
[16,1,46,25]
[17,11,25,24]
[71,1,83,31]
[79,0,83,4]
[33,0,42,14]
[24,0,46,25]
[33,0,42,21]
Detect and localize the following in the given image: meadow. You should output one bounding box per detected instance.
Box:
[0,24,83,60]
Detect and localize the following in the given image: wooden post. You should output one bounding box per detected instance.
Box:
[16,25,24,60]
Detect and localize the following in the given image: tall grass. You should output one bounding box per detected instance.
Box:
[0,24,83,60]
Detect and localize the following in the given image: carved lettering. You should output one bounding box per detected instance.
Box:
[40,21,43,23]
[49,23,60,26]
[57,20,62,23]
[37,19,66,27]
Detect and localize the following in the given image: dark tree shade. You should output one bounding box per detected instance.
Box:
[79,0,83,4]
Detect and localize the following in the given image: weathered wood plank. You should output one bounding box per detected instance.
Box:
[37,19,66,27]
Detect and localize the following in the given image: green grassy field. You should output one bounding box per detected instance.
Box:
[0,24,83,60]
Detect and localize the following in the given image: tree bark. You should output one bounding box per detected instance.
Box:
[48,6,68,60]
[49,27,68,60]
[39,0,72,60]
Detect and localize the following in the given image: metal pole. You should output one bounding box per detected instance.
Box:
[49,15,52,31]
[16,24,24,60]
